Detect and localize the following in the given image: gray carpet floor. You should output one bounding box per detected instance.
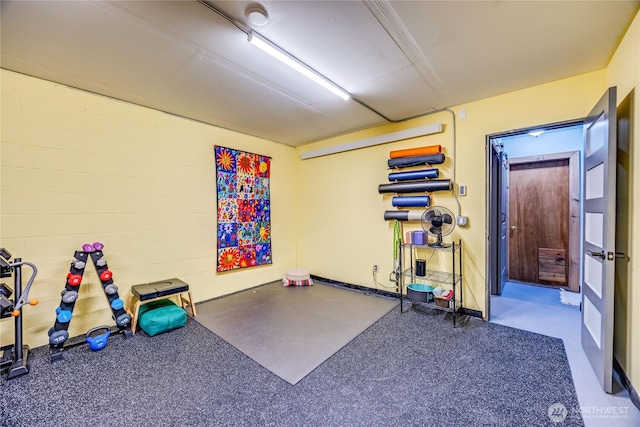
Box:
[194,281,399,384]
[0,302,583,426]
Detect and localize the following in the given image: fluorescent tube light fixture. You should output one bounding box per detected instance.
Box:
[300,122,443,159]
[248,30,350,101]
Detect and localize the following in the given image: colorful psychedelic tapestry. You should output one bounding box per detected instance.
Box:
[215,146,272,271]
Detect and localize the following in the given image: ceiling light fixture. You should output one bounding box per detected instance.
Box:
[300,122,443,159]
[247,30,350,101]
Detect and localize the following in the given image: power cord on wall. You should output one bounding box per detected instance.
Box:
[372,267,397,290]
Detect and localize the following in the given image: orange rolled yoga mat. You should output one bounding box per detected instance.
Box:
[389,144,441,159]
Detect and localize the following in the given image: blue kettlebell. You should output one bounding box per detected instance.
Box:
[86,326,111,351]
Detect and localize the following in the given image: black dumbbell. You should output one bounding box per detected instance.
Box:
[49,329,69,345]
[60,289,78,304]
[0,248,11,261]
[115,313,131,326]
[0,250,11,278]
[0,283,12,297]
[1,286,14,318]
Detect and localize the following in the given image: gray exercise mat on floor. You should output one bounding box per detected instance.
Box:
[195,281,399,384]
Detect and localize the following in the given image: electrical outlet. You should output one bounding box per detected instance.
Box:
[373,265,378,273]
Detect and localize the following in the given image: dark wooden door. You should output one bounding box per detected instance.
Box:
[507,159,569,286]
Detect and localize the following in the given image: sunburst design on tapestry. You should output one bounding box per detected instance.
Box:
[215,146,271,271]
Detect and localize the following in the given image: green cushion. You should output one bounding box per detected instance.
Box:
[138,299,187,336]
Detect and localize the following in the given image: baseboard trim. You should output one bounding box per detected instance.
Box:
[310,275,399,299]
[614,358,640,411]
[458,307,483,318]
[310,275,483,319]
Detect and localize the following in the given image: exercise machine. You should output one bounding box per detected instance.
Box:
[0,248,39,380]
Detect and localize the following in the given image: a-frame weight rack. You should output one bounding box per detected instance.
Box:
[48,243,132,362]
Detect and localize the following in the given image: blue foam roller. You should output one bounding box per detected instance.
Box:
[391,196,431,207]
[388,169,439,182]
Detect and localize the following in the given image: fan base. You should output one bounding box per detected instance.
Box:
[427,242,451,248]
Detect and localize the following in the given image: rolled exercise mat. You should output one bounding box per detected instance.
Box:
[392,196,431,207]
[384,210,425,221]
[378,179,452,194]
[388,153,446,168]
[389,144,441,159]
[388,169,439,182]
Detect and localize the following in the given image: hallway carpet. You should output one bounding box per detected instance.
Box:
[1,304,583,426]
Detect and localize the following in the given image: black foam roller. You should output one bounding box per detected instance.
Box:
[378,179,452,194]
[388,153,445,168]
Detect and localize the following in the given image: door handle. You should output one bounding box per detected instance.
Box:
[587,251,627,261]
[509,226,516,237]
[587,250,605,259]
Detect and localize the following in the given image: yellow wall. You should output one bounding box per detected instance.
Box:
[607,11,640,390]
[297,70,606,316]
[297,8,640,390]
[0,70,298,348]
[1,11,638,391]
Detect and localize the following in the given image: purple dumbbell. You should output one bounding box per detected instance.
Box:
[82,244,94,252]
[92,242,104,251]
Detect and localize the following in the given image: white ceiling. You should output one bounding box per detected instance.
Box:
[1,1,638,147]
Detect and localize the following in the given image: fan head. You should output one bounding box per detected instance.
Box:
[421,206,455,247]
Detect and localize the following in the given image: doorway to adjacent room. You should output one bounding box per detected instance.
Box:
[487,122,584,301]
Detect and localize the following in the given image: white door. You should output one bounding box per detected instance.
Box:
[581,87,617,393]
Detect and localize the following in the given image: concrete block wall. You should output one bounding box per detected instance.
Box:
[1,70,298,348]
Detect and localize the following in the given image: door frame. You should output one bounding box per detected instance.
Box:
[506,151,580,291]
[485,118,584,319]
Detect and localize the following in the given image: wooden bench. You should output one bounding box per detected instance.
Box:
[126,278,196,335]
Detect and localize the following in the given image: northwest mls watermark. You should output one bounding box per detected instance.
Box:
[548,402,630,423]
